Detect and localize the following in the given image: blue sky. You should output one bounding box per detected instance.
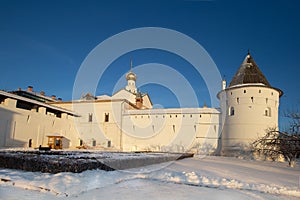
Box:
[0,0,299,129]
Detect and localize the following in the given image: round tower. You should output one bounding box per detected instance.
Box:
[217,52,283,156]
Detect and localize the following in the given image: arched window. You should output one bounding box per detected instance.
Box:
[229,107,235,116]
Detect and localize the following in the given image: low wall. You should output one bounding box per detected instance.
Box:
[0,150,193,173]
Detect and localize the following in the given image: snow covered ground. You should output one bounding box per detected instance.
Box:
[0,156,299,199]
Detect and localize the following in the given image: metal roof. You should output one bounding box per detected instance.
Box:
[229,52,271,87]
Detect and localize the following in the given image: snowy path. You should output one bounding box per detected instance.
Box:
[0,156,299,199]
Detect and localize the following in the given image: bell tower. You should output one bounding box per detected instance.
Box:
[125,60,137,94]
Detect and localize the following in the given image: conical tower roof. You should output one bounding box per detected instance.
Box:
[229,52,271,87]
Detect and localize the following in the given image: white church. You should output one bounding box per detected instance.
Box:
[0,52,282,155]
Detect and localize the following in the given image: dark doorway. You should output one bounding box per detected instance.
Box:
[28,139,32,148]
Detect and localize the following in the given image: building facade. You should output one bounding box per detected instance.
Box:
[0,52,282,155]
[0,88,79,148]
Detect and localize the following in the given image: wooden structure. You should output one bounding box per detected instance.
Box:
[47,134,64,149]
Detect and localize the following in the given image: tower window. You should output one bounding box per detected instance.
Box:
[266,98,268,104]
[88,113,93,122]
[237,98,239,104]
[229,107,235,116]
[264,107,271,117]
[251,97,254,103]
[244,90,246,93]
[259,90,261,93]
[105,113,109,122]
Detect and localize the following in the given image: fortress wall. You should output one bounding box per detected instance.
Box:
[0,97,79,148]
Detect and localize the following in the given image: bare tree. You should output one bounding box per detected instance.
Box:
[252,109,300,167]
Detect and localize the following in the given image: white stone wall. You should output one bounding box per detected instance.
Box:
[56,100,125,149]
[54,100,221,153]
[121,108,221,153]
[0,98,79,148]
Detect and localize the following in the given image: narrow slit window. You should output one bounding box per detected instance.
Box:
[88,113,93,122]
[229,107,235,116]
[105,113,109,122]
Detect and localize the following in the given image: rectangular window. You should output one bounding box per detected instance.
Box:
[229,107,235,116]
[265,108,271,117]
[105,113,109,122]
[88,113,93,122]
